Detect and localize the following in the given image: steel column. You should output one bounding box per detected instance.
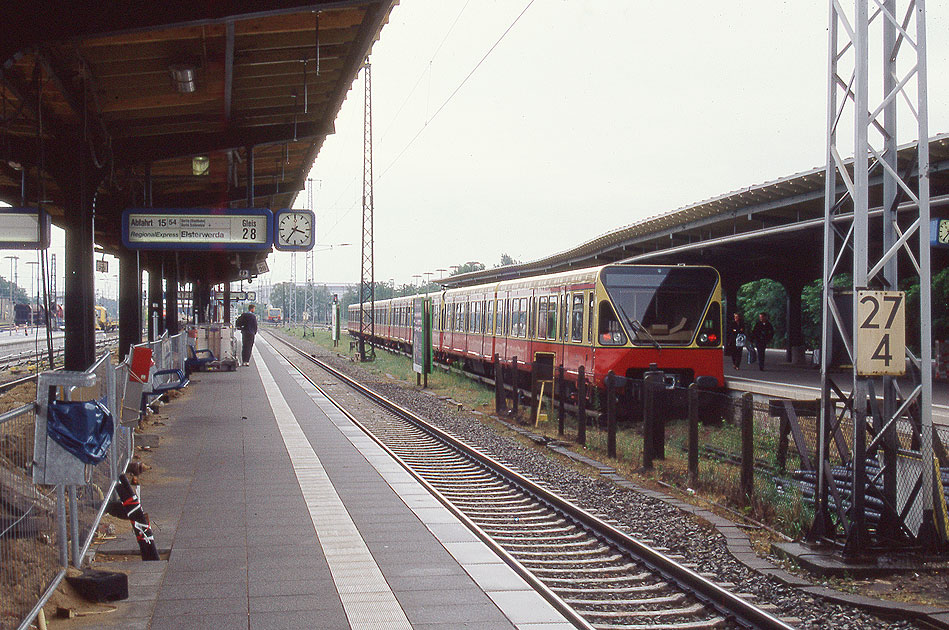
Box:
[118,247,141,360]
[147,257,162,341]
[223,283,231,324]
[358,62,375,361]
[816,0,934,552]
[62,156,97,371]
[165,254,179,335]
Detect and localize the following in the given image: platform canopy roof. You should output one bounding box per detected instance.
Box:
[445,134,949,289]
[0,1,397,283]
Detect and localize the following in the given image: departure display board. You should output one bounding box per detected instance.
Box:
[0,207,50,249]
[122,208,272,251]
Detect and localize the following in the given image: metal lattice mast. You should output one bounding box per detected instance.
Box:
[304,178,316,326]
[289,252,297,325]
[814,0,934,553]
[359,61,375,361]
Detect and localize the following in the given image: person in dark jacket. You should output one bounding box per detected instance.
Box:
[235,304,258,366]
[750,312,774,370]
[725,312,745,370]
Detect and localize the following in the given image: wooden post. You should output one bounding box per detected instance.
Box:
[530,361,539,421]
[606,371,617,459]
[577,365,586,446]
[740,392,754,504]
[643,375,655,470]
[494,354,504,414]
[777,408,790,473]
[557,364,565,436]
[510,356,519,417]
[688,383,699,486]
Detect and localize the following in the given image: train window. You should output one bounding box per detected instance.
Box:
[598,301,627,346]
[519,297,528,337]
[486,300,492,334]
[513,298,521,337]
[537,297,548,340]
[571,294,584,342]
[547,296,557,340]
[588,292,595,343]
[504,299,510,336]
[561,296,568,340]
[528,297,535,338]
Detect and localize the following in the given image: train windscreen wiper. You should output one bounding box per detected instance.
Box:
[615,303,661,351]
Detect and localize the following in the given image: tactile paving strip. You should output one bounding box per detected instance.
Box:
[253,344,413,630]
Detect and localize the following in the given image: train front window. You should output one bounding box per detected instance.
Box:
[601,266,718,346]
[597,302,627,345]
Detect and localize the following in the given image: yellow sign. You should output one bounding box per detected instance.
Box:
[856,290,905,376]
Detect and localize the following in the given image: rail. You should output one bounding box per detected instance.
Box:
[267,332,796,630]
[0,331,187,630]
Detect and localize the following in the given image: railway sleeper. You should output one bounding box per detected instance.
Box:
[553,580,666,595]
[593,617,726,630]
[466,513,560,524]
[442,502,535,509]
[519,553,624,566]
[440,488,520,499]
[461,505,549,516]
[503,539,601,551]
[585,602,707,620]
[490,531,588,543]
[480,523,574,536]
[543,573,656,585]
[527,562,640,575]
[565,593,687,608]
[511,544,609,557]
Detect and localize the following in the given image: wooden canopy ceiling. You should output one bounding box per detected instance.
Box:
[0,1,396,281]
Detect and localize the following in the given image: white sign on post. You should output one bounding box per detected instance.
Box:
[856,290,906,376]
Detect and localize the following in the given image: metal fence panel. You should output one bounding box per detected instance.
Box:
[0,403,64,630]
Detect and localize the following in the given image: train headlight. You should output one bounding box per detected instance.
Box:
[699,333,709,343]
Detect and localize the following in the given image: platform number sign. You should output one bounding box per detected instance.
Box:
[856,290,905,376]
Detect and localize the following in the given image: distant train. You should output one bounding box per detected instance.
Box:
[266,306,283,324]
[14,303,46,326]
[348,264,724,401]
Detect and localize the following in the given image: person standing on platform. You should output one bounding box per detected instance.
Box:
[236,304,258,366]
[750,312,774,371]
[726,312,745,370]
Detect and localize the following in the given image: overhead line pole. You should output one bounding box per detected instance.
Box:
[815,0,934,553]
[359,61,375,362]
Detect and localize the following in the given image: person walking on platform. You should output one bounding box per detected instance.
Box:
[726,312,745,370]
[750,312,774,371]
[235,304,258,366]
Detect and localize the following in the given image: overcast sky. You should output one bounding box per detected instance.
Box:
[4,1,949,300]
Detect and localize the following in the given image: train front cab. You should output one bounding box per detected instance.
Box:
[590,264,724,395]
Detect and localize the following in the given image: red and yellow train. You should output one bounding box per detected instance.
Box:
[348,263,724,395]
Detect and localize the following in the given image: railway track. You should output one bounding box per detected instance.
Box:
[265,332,798,630]
[0,335,118,392]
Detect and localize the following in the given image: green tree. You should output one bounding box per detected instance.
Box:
[801,273,853,349]
[497,253,520,267]
[903,267,949,347]
[737,279,787,347]
[451,261,485,276]
[0,277,29,304]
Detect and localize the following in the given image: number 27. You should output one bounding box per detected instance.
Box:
[860,294,902,330]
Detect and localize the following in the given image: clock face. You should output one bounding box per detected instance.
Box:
[276,211,314,249]
[940,220,949,245]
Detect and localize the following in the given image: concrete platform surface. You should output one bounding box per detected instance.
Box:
[78,336,575,630]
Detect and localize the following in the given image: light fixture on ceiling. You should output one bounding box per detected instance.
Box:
[169,65,196,93]
[192,155,210,176]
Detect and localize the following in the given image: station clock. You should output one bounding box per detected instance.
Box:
[938,219,949,246]
[274,209,315,251]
